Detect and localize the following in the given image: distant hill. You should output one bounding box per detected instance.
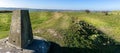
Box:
[0,7,84,12]
[0,7,37,11]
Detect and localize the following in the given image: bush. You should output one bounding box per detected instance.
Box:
[85,10,90,14]
[64,21,115,48]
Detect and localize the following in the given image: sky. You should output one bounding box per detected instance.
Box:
[0,0,120,10]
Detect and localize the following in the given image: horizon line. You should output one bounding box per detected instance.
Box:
[0,7,120,11]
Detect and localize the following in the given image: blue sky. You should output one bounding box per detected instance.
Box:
[0,0,120,10]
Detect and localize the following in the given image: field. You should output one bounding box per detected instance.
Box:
[0,11,120,53]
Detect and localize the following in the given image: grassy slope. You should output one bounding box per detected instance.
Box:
[79,12,120,42]
[0,13,11,38]
[30,11,72,46]
[0,11,120,45]
[63,12,120,42]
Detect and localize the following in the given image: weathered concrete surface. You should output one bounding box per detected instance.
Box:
[0,36,50,53]
[0,10,50,53]
[8,10,33,48]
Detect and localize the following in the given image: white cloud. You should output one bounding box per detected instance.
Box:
[0,0,16,7]
[0,0,38,8]
[0,0,8,6]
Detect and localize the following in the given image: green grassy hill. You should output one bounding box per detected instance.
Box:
[0,13,11,39]
[0,11,120,53]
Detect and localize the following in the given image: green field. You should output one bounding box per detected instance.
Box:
[0,11,120,53]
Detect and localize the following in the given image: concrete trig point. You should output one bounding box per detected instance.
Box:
[9,10,33,48]
[0,10,50,53]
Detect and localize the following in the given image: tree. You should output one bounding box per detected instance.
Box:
[85,10,90,14]
[102,11,108,15]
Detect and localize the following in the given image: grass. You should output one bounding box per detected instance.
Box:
[0,31,9,39]
[0,13,11,39]
[78,12,120,42]
[62,11,120,42]
[0,11,120,53]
